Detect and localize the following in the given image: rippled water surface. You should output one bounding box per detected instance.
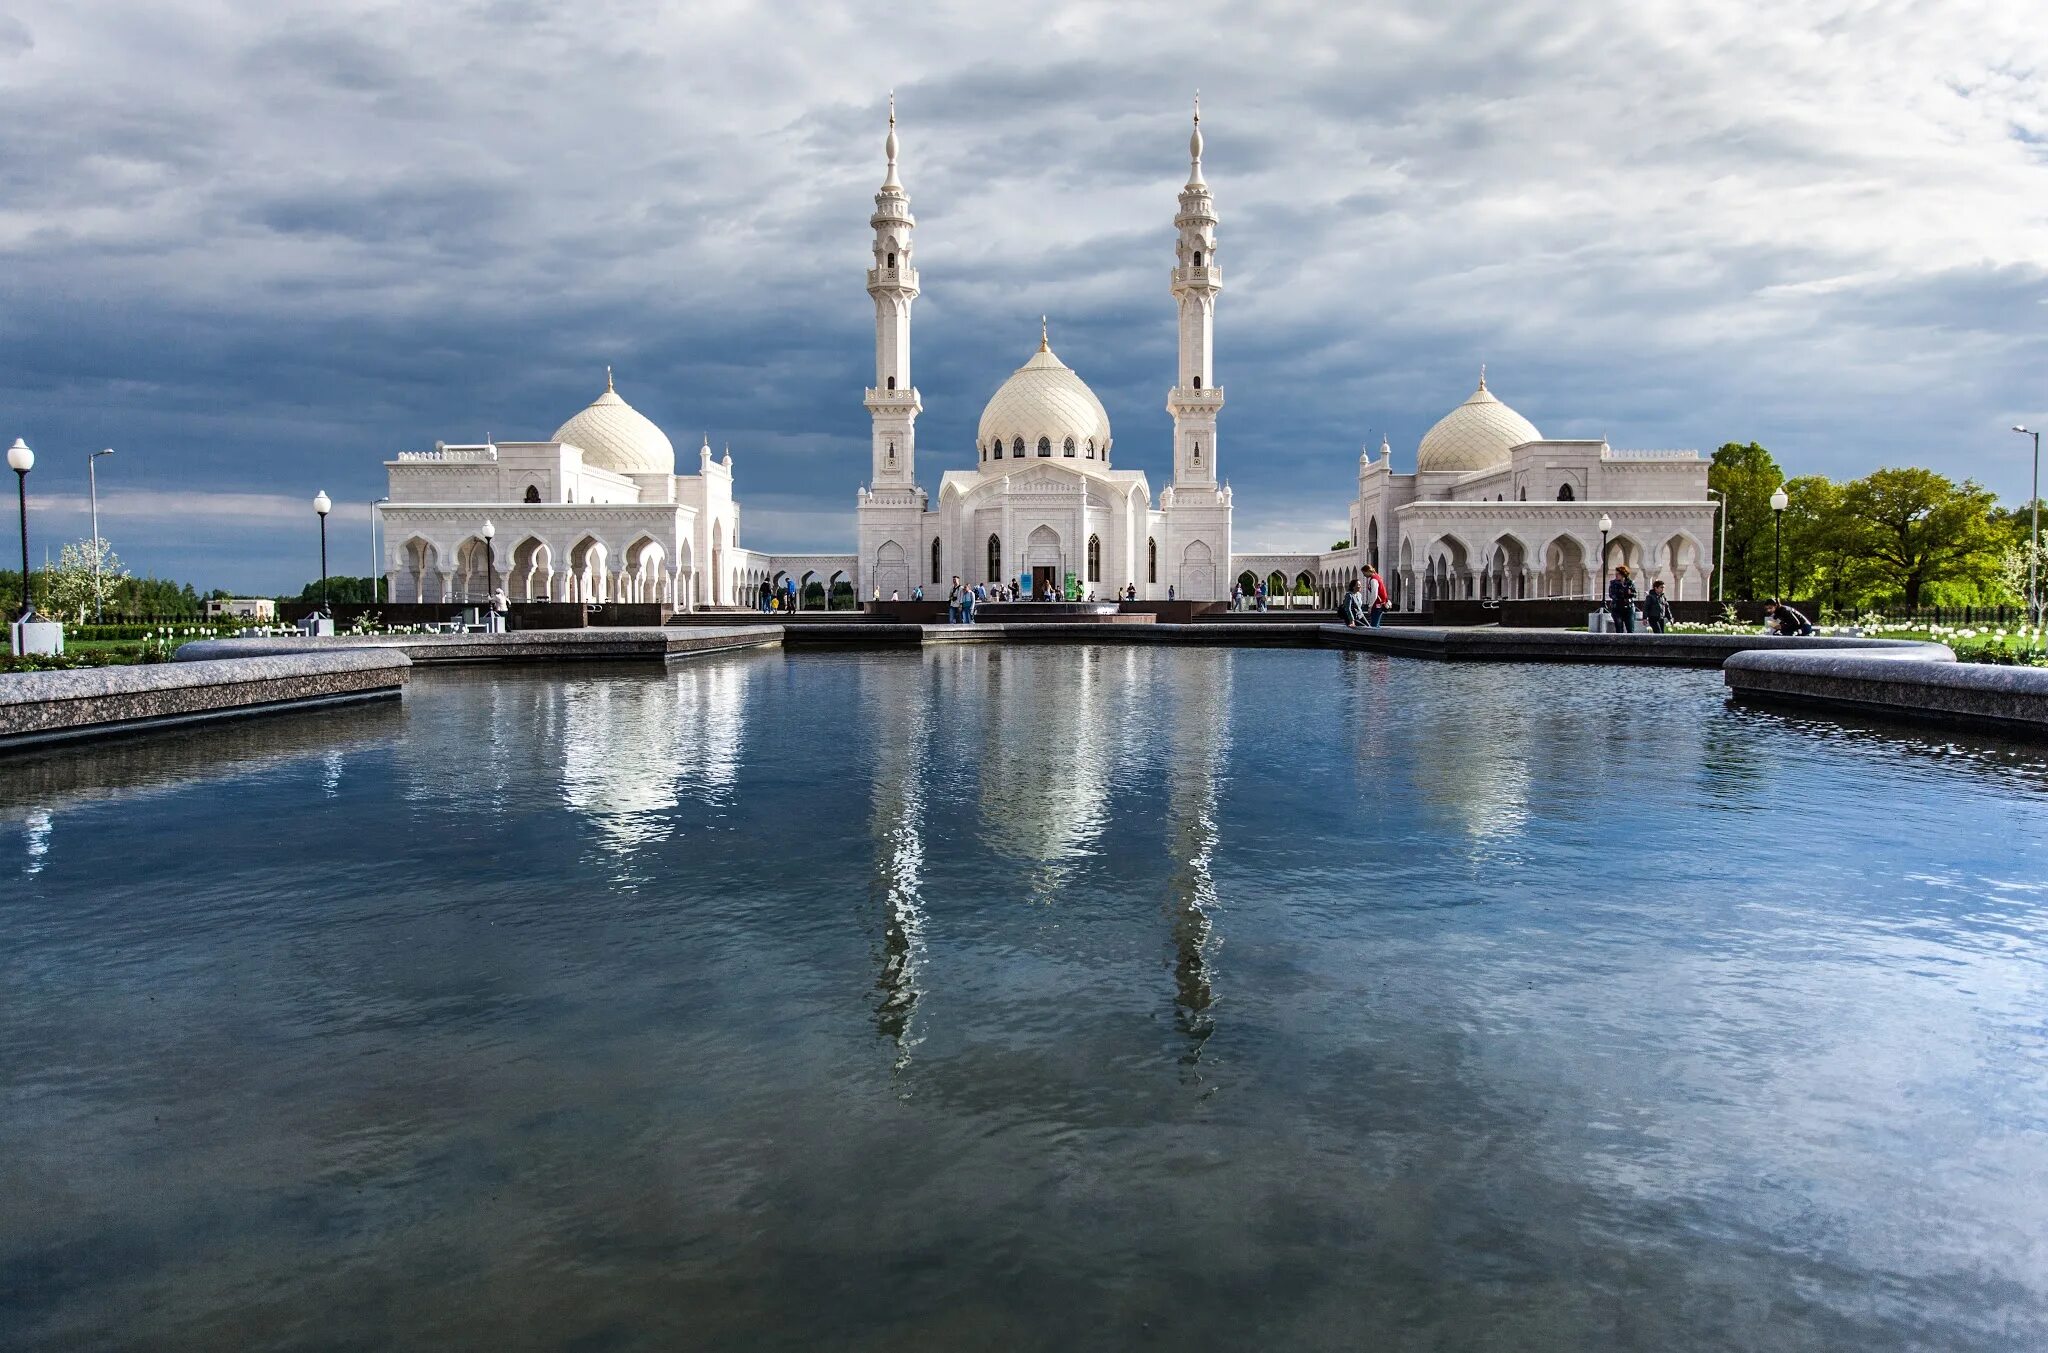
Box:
[5,646,2048,1351]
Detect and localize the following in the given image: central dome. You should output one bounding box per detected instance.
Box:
[976,339,1113,471]
[552,373,676,477]
[1415,372,1541,473]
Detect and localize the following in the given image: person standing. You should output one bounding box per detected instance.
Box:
[1231,582,1243,612]
[785,577,798,612]
[759,579,772,613]
[947,575,964,624]
[1364,566,1389,628]
[1644,580,1673,633]
[964,583,979,624]
[1605,564,1638,633]
[1167,584,1176,602]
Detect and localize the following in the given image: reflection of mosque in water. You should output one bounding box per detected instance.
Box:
[558,661,751,858]
[858,646,1234,1072]
[967,646,1150,869]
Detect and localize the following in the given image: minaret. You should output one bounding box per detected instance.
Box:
[1168,94,1222,490]
[865,94,921,491]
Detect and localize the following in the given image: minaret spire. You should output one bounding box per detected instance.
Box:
[883,91,901,191]
[863,92,921,493]
[1169,97,1222,490]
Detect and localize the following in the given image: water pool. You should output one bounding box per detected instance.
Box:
[5,646,2047,1350]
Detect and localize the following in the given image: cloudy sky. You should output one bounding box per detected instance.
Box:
[2,0,2044,592]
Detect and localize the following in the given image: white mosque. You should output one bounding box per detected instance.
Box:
[375,102,1715,611]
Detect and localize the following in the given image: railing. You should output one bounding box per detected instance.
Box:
[1603,449,1699,461]
[397,444,499,463]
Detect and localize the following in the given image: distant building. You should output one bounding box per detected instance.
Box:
[205,598,275,620]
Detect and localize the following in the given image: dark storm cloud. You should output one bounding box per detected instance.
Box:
[0,0,2042,587]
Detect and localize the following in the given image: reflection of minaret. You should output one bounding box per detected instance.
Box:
[1162,648,1232,1072]
[861,656,932,1067]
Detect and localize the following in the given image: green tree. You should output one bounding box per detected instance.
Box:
[1836,468,2005,608]
[289,575,388,605]
[1780,475,1871,612]
[1708,441,1783,600]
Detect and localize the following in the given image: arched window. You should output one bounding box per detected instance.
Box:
[1147,537,1158,583]
[1518,487,1527,501]
[1037,436,1052,457]
[1557,483,1576,501]
[993,439,1003,459]
[886,441,896,465]
[1192,375,1202,389]
[1087,535,1102,582]
[523,485,540,503]
[1086,439,1095,459]
[987,534,1001,581]
[1193,250,1203,267]
[1192,440,1201,465]
[1063,437,1076,457]
[886,252,896,268]
[886,376,896,390]
[1012,437,1025,458]
[931,538,942,583]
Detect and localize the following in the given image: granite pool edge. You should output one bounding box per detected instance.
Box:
[0,650,411,752]
[1723,646,2048,738]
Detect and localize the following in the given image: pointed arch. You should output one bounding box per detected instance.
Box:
[987,533,1002,583]
[1147,536,1158,584]
[931,536,943,584]
[1086,534,1101,582]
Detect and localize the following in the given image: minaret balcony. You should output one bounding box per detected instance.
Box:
[1170,265,1222,289]
[864,386,923,413]
[866,266,921,293]
[1168,385,1225,411]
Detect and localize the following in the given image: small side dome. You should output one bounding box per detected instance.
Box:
[552,370,676,477]
[1416,370,1540,473]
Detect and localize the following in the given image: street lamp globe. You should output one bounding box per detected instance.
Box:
[482,518,495,541]
[1597,513,1613,533]
[7,438,32,473]
[1770,488,1789,513]
[313,490,332,517]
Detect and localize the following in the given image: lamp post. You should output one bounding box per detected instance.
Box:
[481,519,496,599]
[2015,426,2041,628]
[313,491,332,615]
[89,447,114,621]
[1704,487,1727,603]
[1770,486,1789,602]
[372,497,389,603]
[8,439,33,621]
[1598,510,1612,588]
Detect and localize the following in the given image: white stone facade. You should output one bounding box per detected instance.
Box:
[374,102,1713,614]
[857,100,1232,600]
[1309,378,1718,610]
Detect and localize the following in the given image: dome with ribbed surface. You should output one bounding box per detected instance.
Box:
[1415,373,1540,473]
[975,340,1113,474]
[551,373,675,477]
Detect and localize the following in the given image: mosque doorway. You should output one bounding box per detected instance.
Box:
[1031,565,1057,598]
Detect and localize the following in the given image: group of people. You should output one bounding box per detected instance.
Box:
[1338,568,1392,628]
[757,578,801,613]
[1600,565,1673,632]
[1606,565,1814,635]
